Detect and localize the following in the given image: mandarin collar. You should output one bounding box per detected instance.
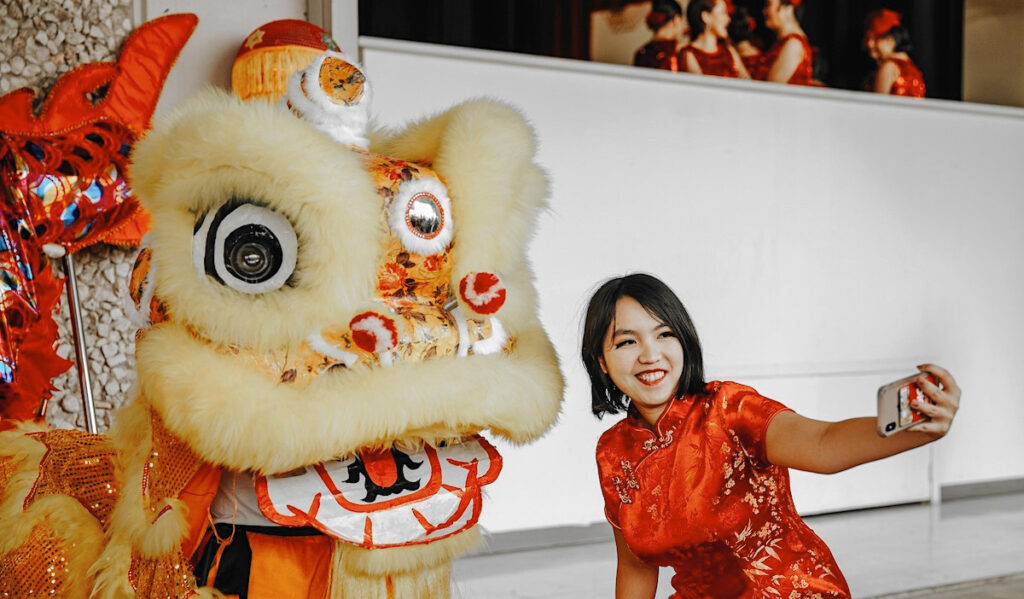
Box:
[624,381,721,438]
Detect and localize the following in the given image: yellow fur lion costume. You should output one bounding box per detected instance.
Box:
[0,49,563,598]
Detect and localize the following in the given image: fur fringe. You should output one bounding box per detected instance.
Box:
[137,323,563,473]
[90,400,193,598]
[328,532,478,599]
[0,429,106,598]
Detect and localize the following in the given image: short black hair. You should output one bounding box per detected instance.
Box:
[646,0,683,32]
[882,25,913,53]
[686,0,716,38]
[581,273,705,418]
[727,7,756,43]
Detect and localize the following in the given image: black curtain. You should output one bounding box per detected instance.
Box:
[359,0,591,60]
[359,0,964,100]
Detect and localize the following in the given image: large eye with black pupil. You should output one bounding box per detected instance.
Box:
[192,201,297,294]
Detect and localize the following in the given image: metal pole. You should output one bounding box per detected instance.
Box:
[61,251,98,433]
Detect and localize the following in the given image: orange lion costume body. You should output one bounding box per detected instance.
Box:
[0,30,563,598]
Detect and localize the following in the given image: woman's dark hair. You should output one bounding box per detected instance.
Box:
[727,7,756,43]
[881,25,913,53]
[581,273,705,418]
[686,0,716,38]
[646,0,682,32]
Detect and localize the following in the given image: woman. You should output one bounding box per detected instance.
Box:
[761,0,813,85]
[679,0,750,79]
[583,273,960,598]
[634,0,686,72]
[865,10,926,98]
[728,6,765,79]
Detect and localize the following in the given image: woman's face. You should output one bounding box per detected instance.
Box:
[600,296,684,423]
[763,0,783,31]
[706,0,731,39]
[874,35,896,60]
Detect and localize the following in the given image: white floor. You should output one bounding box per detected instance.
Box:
[450,492,1024,598]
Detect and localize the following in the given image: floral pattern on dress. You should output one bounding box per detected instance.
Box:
[595,381,851,598]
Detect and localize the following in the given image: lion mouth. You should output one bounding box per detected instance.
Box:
[253,435,501,548]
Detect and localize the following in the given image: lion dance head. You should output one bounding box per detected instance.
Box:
[0,26,563,599]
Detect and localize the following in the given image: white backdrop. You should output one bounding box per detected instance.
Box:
[360,39,1024,534]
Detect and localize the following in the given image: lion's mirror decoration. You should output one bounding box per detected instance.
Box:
[0,18,563,599]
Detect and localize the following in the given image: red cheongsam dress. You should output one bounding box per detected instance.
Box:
[679,43,741,78]
[635,39,681,71]
[596,381,851,598]
[741,52,766,81]
[761,34,813,85]
[886,58,926,98]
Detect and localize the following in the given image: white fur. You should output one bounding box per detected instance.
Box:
[471,317,507,356]
[284,51,371,149]
[389,177,454,256]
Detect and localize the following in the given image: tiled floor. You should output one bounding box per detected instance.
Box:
[451,492,1024,598]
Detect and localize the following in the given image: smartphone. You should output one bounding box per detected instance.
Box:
[876,373,937,437]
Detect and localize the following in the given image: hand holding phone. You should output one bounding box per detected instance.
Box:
[876,373,938,437]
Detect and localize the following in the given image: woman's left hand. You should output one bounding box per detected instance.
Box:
[909,363,961,438]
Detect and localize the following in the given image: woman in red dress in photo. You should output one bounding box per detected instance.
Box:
[728,6,765,80]
[761,0,813,85]
[634,0,686,72]
[679,0,750,79]
[583,274,961,598]
[865,10,926,98]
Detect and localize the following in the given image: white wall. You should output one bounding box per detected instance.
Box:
[360,39,1024,534]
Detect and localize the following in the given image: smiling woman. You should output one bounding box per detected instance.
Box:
[580,273,961,599]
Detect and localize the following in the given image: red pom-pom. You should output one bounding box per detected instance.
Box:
[349,312,398,354]
[458,272,506,316]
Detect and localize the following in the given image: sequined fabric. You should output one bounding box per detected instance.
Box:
[679,43,740,78]
[128,551,198,599]
[146,415,203,506]
[634,39,681,71]
[0,523,69,598]
[887,58,926,98]
[741,53,766,80]
[24,429,119,528]
[596,381,851,598]
[761,34,814,85]
[0,455,14,488]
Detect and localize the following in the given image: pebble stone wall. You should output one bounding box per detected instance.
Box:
[1,0,139,431]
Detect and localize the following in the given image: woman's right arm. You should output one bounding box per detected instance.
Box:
[614,529,659,599]
[683,49,703,74]
[766,37,803,83]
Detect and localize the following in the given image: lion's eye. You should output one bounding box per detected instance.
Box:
[192,201,297,294]
[390,178,453,255]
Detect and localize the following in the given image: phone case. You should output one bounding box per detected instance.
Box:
[876,373,937,437]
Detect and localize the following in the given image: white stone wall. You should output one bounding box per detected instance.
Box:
[1,0,138,431]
